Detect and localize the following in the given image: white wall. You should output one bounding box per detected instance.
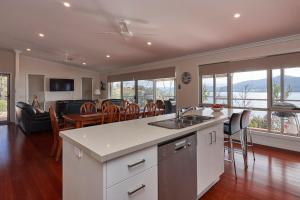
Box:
[16,56,100,107]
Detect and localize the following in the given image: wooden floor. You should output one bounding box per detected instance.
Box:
[0,124,300,200]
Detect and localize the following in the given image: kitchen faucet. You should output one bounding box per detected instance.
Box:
[176,106,197,119]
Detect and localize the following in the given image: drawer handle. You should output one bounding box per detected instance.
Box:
[128,184,146,196]
[213,131,217,143]
[209,132,213,145]
[127,159,146,168]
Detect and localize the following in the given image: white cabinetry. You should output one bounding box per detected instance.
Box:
[62,123,224,200]
[197,124,224,197]
[63,141,158,200]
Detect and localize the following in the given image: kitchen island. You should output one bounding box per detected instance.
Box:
[60,108,229,200]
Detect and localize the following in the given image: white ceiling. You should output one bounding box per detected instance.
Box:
[1,0,300,73]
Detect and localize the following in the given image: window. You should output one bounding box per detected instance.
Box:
[155,79,175,100]
[110,82,121,99]
[138,80,154,107]
[215,74,227,104]
[109,78,176,104]
[200,67,300,136]
[122,81,135,103]
[232,70,267,108]
[202,75,213,104]
[284,67,300,107]
[201,74,227,105]
[272,69,281,105]
[271,67,300,135]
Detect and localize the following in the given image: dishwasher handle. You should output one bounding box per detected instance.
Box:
[174,140,187,151]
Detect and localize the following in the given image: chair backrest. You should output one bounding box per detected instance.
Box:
[156,100,165,109]
[125,103,140,120]
[103,104,120,123]
[240,110,251,129]
[49,106,59,136]
[101,100,113,112]
[80,102,97,114]
[143,102,156,118]
[120,99,130,110]
[229,113,241,134]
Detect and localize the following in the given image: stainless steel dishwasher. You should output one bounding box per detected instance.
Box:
[158,133,197,200]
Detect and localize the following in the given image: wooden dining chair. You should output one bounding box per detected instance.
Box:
[49,106,74,161]
[124,103,140,120]
[101,100,112,112]
[143,102,157,118]
[155,100,165,115]
[103,104,120,123]
[80,102,97,114]
[120,99,130,110]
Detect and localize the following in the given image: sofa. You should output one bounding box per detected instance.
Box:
[101,99,123,107]
[55,100,95,118]
[16,102,52,134]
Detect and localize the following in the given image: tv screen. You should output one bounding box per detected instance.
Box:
[50,79,74,91]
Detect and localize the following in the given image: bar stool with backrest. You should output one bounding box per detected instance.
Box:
[240,110,255,161]
[124,103,140,120]
[143,102,156,118]
[224,113,241,179]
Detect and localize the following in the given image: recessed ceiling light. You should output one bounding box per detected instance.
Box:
[147,42,152,46]
[82,62,87,65]
[234,13,241,18]
[38,33,45,38]
[63,2,71,8]
[106,54,111,58]
[26,48,31,52]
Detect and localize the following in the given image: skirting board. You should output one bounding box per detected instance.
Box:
[231,130,300,152]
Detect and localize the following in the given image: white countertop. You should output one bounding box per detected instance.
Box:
[60,108,235,163]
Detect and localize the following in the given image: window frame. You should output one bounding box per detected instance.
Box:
[200,73,229,107]
[200,66,300,136]
[109,78,176,105]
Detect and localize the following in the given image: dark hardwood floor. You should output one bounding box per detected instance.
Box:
[0,124,300,200]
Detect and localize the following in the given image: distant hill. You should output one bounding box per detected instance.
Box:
[204,76,300,92]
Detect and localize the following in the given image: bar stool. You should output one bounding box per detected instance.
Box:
[224,113,241,179]
[240,110,255,161]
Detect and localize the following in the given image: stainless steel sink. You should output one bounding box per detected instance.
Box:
[148,115,214,129]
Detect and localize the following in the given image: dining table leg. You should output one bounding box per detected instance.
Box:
[75,121,83,128]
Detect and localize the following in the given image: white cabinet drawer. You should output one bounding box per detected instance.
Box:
[106,166,158,200]
[106,146,157,188]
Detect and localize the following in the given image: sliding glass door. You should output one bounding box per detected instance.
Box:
[123,81,135,103]
[137,80,154,107]
[109,78,176,104]
[0,74,9,123]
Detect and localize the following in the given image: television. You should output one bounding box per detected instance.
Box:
[50,79,74,91]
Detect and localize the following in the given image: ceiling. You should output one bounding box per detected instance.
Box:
[1,0,300,73]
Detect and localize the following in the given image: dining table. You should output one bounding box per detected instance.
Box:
[62,108,165,128]
[63,113,103,128]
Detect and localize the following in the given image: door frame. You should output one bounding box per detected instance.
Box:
[0,73,10,124]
